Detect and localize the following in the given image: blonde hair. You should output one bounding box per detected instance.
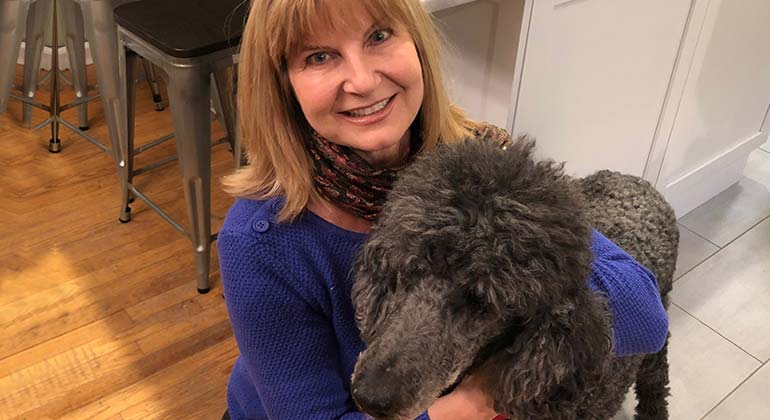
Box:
[223,0,474,222]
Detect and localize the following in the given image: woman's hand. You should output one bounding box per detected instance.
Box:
[426,375,503,420]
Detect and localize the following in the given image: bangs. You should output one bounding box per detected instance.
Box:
[267,0,413,68]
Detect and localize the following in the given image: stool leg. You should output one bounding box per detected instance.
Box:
[0,0,29,113]
[80,0,127,221]
[213,66,241,168]
[117,44,136,223]
[125,51,137,201]
[79,0,123,160]
[210,77,226,139]
[60,0,89,130]
[48,0,62,153]
[22,0,51,127]
[166,65,212,294]
[140,57,164,111]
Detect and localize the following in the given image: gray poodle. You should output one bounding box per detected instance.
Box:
[350,137,678,420]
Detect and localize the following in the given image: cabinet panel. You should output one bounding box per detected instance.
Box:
[660,0,770,184]
[512,0,692,177]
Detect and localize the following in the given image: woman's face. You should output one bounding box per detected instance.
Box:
[287,6,424,169]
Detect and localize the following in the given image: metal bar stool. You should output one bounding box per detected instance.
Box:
[0,0,75,152]
[114,0,244,293]
[0,0,158,153]
[56,0,90,130]
[0,0,94,139]
[0,0,41,112]
[54,0,166,152]
[74,0,234,174]
[16,0,91,131]
[0,0,30,114]
[1,0,222,153]
[69,0,169,163]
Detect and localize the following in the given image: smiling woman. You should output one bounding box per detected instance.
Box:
[223,0,473,226]
[217,0,508,418]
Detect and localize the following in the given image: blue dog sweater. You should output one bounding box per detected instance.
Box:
[218,198,668,420]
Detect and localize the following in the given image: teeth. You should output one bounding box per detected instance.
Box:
[346,97,391,117]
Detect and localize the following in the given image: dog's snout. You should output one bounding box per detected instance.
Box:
[352,365,407,419]
[352,384,395,419]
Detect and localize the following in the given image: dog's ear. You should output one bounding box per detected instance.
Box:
[351,238,400,343]
[479,291,612,418]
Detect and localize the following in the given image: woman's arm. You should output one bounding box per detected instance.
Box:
[220,231,374,420]
[219,231,433,420]
[587,229,669,356]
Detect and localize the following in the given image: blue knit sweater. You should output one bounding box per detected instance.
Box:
[218,198,668,420]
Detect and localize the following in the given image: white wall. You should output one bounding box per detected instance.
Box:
[650,0,770,217]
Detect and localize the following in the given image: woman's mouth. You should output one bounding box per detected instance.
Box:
[339,94,397,125]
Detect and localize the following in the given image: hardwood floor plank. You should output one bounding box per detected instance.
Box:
[15,321,234,419]
[0,310,135,378]
[0,246,125,308]
[0,342,146,419]
[0,266,117,326]
[1,292,213,386]
[138,360,235,420]
[162,382,233,420]
[91,339,237,420]
[125,283,211,323]
[135,305,228,355]
[0,261,199,360]
[0,234,190,313]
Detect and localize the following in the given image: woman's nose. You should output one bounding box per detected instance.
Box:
[342,55,381,96]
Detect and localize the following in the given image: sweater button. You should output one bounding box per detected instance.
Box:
[253,219,270,233]
[271,200,281,213]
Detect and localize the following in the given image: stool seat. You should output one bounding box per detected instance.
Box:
[113,0,247,59]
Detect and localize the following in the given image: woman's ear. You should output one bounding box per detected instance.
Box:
[478,291,612,418]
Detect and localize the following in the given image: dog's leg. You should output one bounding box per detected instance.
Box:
[633,333,671,420]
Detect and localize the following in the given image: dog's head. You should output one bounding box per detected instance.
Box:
[351,138,611,419]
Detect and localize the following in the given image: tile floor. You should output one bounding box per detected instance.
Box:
[614,142,770,420]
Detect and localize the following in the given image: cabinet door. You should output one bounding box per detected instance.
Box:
[652,0,770,216]
[512,0,692,177]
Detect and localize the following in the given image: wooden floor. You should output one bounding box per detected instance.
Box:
[0,65,239,420]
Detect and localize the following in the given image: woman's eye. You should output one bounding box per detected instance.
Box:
[370,28,392,45]
[306,52,330,65]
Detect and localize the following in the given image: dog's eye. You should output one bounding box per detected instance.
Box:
[447,286,493,319]
[463,284,489,308]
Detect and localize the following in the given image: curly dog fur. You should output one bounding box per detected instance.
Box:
[350,137,678,420]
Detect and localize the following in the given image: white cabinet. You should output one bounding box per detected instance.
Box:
[510,0,693,178]
[646,0,770,216]
[438,0,770,217]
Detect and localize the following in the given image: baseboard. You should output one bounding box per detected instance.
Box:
[663,131,768,218]
[17,41,94,70]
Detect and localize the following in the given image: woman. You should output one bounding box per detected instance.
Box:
[218,0,669,419]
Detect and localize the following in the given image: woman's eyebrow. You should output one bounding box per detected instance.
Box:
[301,44,329,53]
[301,23,382,53]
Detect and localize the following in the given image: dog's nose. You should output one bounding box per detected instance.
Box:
[352,382,399,419]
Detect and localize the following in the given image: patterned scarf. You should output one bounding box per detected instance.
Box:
[307,130,421,221]
[306,123,512,221]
